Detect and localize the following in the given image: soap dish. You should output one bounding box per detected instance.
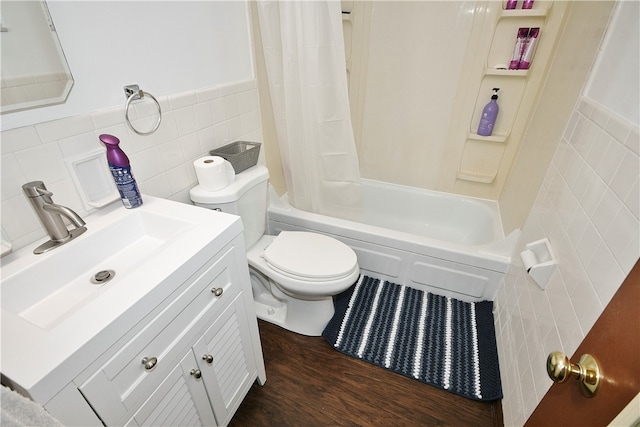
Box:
[66,149,119,210]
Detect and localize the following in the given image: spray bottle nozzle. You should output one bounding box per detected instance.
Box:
[491,88,500,99]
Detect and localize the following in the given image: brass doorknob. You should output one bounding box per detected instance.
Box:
[547,351,601,397]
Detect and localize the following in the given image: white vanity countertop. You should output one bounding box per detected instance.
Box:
[0,196,243,404]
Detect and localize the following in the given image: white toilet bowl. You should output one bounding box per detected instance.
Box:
[190,166,360,336]
[247,232,359,336]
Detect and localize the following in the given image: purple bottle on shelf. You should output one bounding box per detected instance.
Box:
[99,134,143,208]
[477,88,500,137]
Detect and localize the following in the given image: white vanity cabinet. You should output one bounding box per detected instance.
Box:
[36,234,265,427]
[2,197,264,427]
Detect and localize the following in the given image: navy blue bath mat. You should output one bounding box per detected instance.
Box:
[322,275,502,401]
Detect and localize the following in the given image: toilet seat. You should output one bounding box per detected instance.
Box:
[264,231,357,282]
[247,233,359,298]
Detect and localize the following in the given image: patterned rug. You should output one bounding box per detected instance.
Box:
[322,275,503,401]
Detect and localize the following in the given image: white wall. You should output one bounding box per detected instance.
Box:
[1,2,261,252]
[496,2,639,425]
[1,1,253,130]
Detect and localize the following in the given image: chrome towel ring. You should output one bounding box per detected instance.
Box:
[124,84,162,135]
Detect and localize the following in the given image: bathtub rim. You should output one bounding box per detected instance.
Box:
[267,185,517,274]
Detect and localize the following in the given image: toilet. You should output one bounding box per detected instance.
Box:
[190,165,359,336]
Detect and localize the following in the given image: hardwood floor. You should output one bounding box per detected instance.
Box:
[230,320,502,426]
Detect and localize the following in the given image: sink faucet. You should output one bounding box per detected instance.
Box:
[22,181,87,254]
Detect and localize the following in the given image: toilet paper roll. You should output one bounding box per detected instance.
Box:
[520,249,538,272]
[194,156,235,191]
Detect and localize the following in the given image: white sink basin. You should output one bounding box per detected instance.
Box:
[1,208,190,329]
[1,197,239,331]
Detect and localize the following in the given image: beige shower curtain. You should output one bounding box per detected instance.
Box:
[256,0,362,221]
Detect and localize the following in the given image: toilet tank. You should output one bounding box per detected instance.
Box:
[190,166,269,248]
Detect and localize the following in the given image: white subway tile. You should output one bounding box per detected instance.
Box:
[592,188,621,235]
[173,106,198,136]
[587,242,621,307]
[57,132,100,158]
[197,126,217,154]
[618,232,639,274]
[225,93,243,118]
[179,133,202,162]
[126,125,159,153]
[142,173,172,199]
[212,98,227,124]
[1,126,42,154]
[624,127,639,155]
[14,142,69,184]
[604,205,638,266]
[610,151,640,202]
[1,195,41,240]
[155,112,180,145]
[576,221,601,269]
[92,106,125,129]
[595,137,626,184]
[169,91,197,110]
[196,86,221,102]
[577,99,594,117]
[1,154,28,200]
[213,122,231,147]
[194,101,215,129]
[624,177,639,220]
[589,104,610,129]
[132,147,164,181]
[35,114,95,143]
[606,113,632,143]
[159,139,186,170]
[579,175,607,215]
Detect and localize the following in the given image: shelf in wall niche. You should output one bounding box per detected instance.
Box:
[499,9,548,19]
[467,132,508,143]
[457,170,496,184]
[485,68,528,77]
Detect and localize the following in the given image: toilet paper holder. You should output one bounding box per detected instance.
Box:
[520,238,557,289]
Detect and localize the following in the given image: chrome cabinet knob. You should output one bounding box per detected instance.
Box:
[141,356,158,371]
[211,287,223,297]
[190,369,202,379]
[202,354,214,364]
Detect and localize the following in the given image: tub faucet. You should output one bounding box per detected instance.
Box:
[22,181,87,254]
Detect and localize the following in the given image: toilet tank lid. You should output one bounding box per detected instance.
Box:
[190,165,269,204]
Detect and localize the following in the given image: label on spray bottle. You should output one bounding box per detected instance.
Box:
[109,163,143,208]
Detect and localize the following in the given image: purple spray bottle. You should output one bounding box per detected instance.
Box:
[99,134,143,208]
[477,88,500,137]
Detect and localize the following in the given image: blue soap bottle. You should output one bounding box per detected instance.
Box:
[477,88,500,136]
[99,134,143,208]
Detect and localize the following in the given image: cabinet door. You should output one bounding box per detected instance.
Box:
[127,350,216,427]
[193,294,257,426]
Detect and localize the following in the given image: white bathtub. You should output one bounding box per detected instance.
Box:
[267,179,520,302]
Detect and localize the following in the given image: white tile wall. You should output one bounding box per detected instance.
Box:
[1,79,262,252]
[496,97,639,426]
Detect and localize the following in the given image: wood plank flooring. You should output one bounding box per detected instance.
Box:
[230,320,502,426]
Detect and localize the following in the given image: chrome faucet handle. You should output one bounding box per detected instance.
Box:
[22,180,87,254]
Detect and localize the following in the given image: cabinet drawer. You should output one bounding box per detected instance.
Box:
[80,247,241,425]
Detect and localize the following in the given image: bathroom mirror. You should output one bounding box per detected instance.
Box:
[0,1,73,114]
